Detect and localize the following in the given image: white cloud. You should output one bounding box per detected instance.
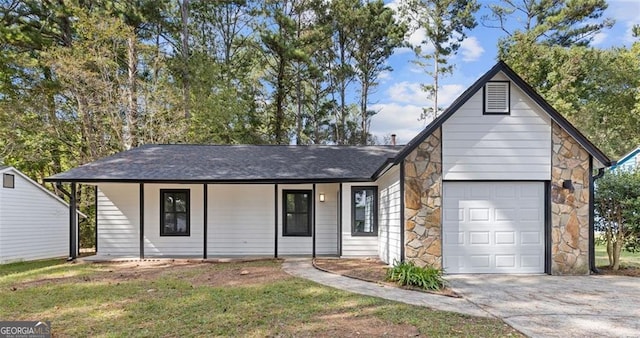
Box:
[387,81,429,105]
[368,83,467,143]
[606,0,640,45]
[385,81,465,108]
[591,32,608,46]
[369,103,424,144]
[377,70,392,82]
[438,84,466,107]
[459,36,484,62]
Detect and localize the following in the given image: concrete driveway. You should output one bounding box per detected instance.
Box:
[447,274,640,337]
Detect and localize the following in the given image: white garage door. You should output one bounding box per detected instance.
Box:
[442,182,545,274]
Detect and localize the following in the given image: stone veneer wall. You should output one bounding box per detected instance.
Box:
[551,122,590,275]
[404,128,442,268]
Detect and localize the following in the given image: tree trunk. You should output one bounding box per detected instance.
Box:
[275,59,286,144]
[612,226,625,270]
[360,79,368,145]
[126,35,138,149]
[433,57,439,117]
[295,14,303,145]
[606,228,614,267]
[181,0,190,119]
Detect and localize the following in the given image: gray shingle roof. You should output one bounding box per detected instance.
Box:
[47,144,400,183]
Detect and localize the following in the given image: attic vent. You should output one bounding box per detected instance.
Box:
[484,81,510,114]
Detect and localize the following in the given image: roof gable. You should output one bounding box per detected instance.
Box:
[612,146,640,170]
[0,166,72,209]
[394,61,612,167]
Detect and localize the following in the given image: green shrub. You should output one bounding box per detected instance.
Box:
[386,260,446,291]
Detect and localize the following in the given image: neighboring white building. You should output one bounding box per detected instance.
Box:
[0,166,77,264]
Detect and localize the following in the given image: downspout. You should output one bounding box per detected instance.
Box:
[590,166,605,274]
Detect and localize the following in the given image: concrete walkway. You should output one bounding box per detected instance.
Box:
[282,259,490,318]
[284,259,640,338]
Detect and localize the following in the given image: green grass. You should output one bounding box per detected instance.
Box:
[0,259,521,337]
[595,244,640,268]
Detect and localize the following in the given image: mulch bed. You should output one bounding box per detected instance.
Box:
[313,258,460,298]
[596,266,640,277]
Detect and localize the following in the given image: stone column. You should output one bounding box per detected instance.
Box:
[551,122,590,275]
[404,128,442,268]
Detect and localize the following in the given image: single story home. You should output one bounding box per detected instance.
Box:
[46,61,613,275]
[0,166,80,264]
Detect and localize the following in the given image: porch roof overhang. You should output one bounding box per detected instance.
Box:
[45,144,401,184]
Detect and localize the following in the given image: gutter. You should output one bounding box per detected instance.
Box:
[589,167,606,274]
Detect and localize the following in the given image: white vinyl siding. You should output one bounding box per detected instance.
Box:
[341,183,378,257]
[144,184,203,256]
[0,169,70,263]
[97,184,139,256]
[315,183,339,255]
[208,185,275,256]
[377,166,401,264]
[442,182,545,274]
[443,73,552,180]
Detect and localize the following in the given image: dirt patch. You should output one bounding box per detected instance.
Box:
[188,265,292,287]
[13,259,291,290]
[313,258,389,282]
[313,258,460,298]
[597,266,640,277]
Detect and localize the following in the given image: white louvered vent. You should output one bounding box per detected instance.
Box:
[485,82,509,114]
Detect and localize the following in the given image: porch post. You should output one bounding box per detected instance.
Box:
[139,183,144,259]
[69,182,77,260]
[338,183,342,257]
[399,161,405,262]
[94,186,98,254]
[274,184,278,258]
[312,183,316,258]
[203,183,208,259]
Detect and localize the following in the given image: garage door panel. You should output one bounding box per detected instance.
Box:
[495,231,515,244]
[495,208,516,221]
[443,181,545,274]
[469,232,490,244]
[521,231,542,244]
[470,255,491,268]
[495,255,516,268]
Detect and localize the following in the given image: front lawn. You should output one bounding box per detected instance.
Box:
[595,244,640,268]
[0,259,521,337]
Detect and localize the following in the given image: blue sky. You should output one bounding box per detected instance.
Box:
[369,0,640,144]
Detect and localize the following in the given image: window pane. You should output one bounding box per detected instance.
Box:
[176,213,187,233]
[164,213,176,233]
[354,188,375,234]
[3,174,14,188]
[286,194,296,211]
[164,194,174,212]
[174,193,187,212]
[286,212,309,234]
[294,193,308,212]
